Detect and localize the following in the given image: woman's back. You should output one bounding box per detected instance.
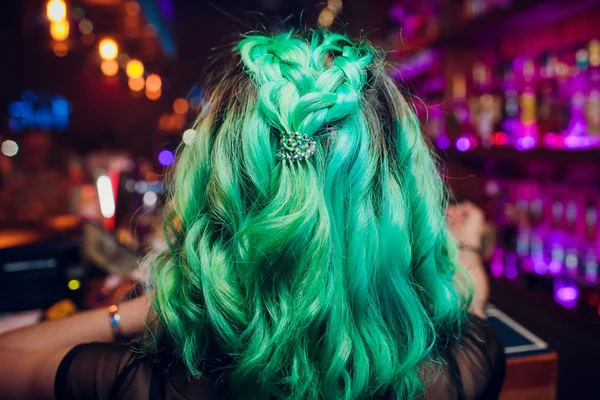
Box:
[55,317,504,400]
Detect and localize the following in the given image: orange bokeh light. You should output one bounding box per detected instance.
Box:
[52,42,69,57]
[101,59,119,77]
[173,98,189,115]
[125,1,141,16]
[128,77,145,92]
[50,20,70,41]
[146,89,161,100]
[145,74,162,92]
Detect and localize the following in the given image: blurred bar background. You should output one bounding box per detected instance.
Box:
[1,0,599,398]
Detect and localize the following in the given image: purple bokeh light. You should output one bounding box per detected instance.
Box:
[456,136,471,152]
[564,135,583,149]
[548,260,562,275]
[158,150,175,166]
[515,136,535,151]
[490,250,504,279]
[504,265,518,280]
[504,253,518,280]
[534,261,549,275]
[554,281,579,309]
[389,5,405,23]
[436,135,451,150]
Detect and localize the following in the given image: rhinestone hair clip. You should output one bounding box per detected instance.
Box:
[276,131,317,162]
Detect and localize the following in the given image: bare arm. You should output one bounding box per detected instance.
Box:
[0,295,151,399]
[448,202,490,319]
[459,248,489,319]
[0,294,150,351]
[0,348,69,400]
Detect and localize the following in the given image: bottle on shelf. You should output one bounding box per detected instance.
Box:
[553,60,573,148]
[498,184,520,280]
[564,200,580,278]
[450,73,477,151]
[584,200,598,283]
[501,62,519,146]
[547,197,566,275]
[537,53,560,146]
[515,197,531,258]
[565,47,589,148]
[470,62,500,148]
[516,58,539,150]
[529,197,547,274]
[586,40,600,144]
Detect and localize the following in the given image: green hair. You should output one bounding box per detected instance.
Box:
[148,29,472,399]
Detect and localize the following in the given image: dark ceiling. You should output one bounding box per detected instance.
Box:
[0,0,394,156]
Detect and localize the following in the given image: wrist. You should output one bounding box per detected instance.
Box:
[114,296,151,338]
[107,304,124,340]
[458,242,483,255]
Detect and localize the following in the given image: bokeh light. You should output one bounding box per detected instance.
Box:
[98,38,118,60]
[515,136,536,151]
[158,150,175,166]
[182,129,196,145]
[126,59,144,79]
[96,175,116,218]
[456,136,471,152]
[492,131,508,146]
[100,59,119,77]
[68,279,81,291]
[135,181,148,194]
[52,42,69,57]
[125,1,141,16]
[47,0,67,23]
[554,281,580,309]
[71,7,85,20]
[146,89,161,100]
[318,8,335,28]
[173,98,189,115]
[78,19,93,35]
[128,77,145,91]
[1,140,19,157]
[50,20,70,41]
[145,74,162,92]
[143,191,158,207]
[436,135,451,150]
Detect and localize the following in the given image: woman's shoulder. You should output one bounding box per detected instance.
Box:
[55,342,151,400]
[55,342,228,400]
[451,316,506,399]
[423,316,505,400]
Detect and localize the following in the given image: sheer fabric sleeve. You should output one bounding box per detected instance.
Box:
[54,342,151,400]
[422,317,506,400]
[452,318,506,399]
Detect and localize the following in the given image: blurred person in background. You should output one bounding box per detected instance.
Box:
[0,29,504,400]
[0,129,70,222]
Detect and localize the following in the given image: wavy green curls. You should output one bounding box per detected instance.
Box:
[149,29,473,399]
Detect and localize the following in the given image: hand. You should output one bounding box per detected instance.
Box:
[447,202,489,318]
[447,201,485,249]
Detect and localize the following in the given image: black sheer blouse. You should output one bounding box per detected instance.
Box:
[55,317,505,400]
